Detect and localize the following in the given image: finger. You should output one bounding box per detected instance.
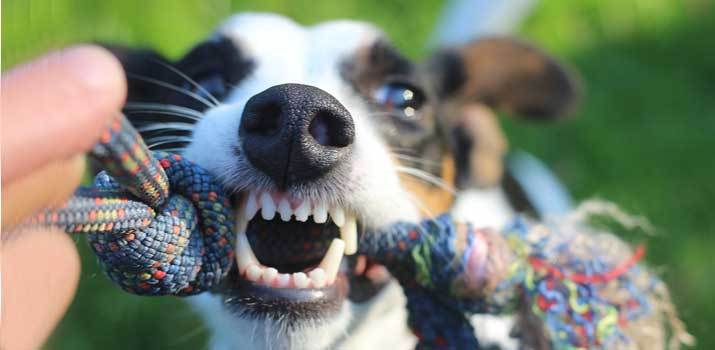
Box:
[1,154,85,229]
[1,45,126,185]
[0,227,81,350]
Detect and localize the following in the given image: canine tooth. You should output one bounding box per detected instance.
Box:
[235,194,248,232]
[246,264,263,282]
[313,201,328,223]
[341,214,358,255]
[236,207,248,234]
[277,273,291,288]
[329,206,345,227]
[319,239,345,284]
[309,268,327,288]
[293,272,309,288]
[263,267,278,284]
[236,232,259,273]
[295,199,310,222]
[278,198,292,221]
[244,191,259,220]
[260,192,276,220]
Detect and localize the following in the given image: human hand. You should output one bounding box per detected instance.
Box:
[1,45,126,349]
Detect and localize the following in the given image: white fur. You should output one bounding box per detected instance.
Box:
[452,187,516,230]
[191,293,352,350]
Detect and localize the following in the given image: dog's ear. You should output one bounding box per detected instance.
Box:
[449,104,508,189]
[99,44,175,103]
[428,36,580,119]
[101,38,252,111]
[426,37,579,189]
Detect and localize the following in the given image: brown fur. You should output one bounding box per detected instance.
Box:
[399,156,456,216]
[455,104,508,188]
[453,37,579,119]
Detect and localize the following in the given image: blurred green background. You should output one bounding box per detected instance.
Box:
[3,0,713,349]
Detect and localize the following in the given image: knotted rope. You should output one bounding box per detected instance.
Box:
[31,117,234,295]
[29,115,690,349]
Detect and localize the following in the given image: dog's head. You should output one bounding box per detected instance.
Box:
[107,13,578,349]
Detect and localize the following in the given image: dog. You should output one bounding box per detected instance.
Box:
[105,12,578,349]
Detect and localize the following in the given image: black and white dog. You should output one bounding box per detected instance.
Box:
[108,13,577,350]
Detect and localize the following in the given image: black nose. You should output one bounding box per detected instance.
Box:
[239,83,355,189]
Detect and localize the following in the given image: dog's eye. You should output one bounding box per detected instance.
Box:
[373,82,426,120]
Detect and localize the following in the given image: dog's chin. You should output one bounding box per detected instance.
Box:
[192,291,354,350]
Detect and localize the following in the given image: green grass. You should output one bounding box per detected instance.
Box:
[3,0,714,349]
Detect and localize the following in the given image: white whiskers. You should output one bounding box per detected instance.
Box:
[395,165,456,195]
[149,58,222,106]
[124,102,204,121]
[127,73,218,109]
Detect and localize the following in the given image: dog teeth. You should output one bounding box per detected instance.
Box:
[246,264,263,282]
[319,239,345,284]
[276,273,291,288]
[309,268,327,288]
[244,192,259,220]
[294,200,310,222]
[236,190,359,288]
[313,201,328,223]
[236,231,346,289]
[329,206,345,227]
[341,214,358,255]
[278,198,292,221]
[263,267,279,284]
[235,232,259,274]
[293,272,309,288]
[260,192,276,220]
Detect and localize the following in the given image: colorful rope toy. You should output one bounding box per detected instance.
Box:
[32,115,691,349]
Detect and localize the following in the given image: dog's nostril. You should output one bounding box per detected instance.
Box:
[309,110,353,148]
[244,102,282,136]
[240,83,354,188]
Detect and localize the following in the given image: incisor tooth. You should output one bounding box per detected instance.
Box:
[236,232,259,273]
[293,272,309,288]
[244,191,259,220]
[246,264,262,282]
[263,267,278,284]
[329,206,345,227]
[278,198,292,221]
[341,214,358,255]
[277,273,291,288]
[319,239,345,284]
[295,200,310,222]
[260,192,276,220]
[309,268,327,288]
[313,201,328,223]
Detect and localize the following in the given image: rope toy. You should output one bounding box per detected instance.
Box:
[30,115,691,349]
[30,117,235,295]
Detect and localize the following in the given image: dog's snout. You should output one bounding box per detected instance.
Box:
[240,83,355,188]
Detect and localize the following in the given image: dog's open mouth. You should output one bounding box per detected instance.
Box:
[221,190,361,320]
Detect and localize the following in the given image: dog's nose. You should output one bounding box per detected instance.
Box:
[240,83,355,188]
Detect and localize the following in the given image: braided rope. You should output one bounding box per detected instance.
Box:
[28,116,685,349]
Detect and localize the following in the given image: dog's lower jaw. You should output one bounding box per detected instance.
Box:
[190,293,354,350]
[190,280,419,350]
